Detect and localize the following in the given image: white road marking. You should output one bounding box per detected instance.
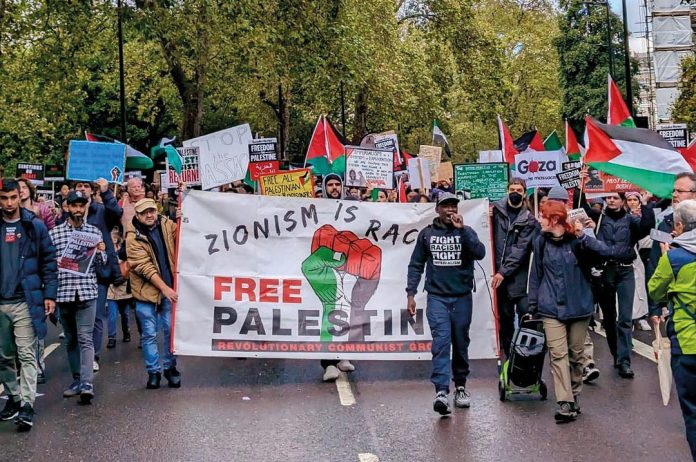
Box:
[358,454,379,462]
[336,372,356,406]
[42,342,61,361]
[594,326,656,364]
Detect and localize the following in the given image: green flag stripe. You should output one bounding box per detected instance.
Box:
[587,161,675,198]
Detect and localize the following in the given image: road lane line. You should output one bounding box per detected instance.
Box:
[42,342,61,361]
[336,372,356,406]
[358,454,379,462]
[594,326,656,364]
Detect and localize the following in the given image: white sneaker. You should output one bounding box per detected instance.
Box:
[638,319,651,331]
[322,365,340,382]
[58,331,65,339]
[337,360,355,372]
[93,361,100,372]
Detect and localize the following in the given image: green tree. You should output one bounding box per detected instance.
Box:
[672,54,696,132]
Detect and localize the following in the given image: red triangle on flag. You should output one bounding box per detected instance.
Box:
[305,116,344,164]
[498,115,518,164]
[565,120,581,156]
[607,75,632,126]
[678,138,696,173]
[529,132,545,151]
[584,116,622,163]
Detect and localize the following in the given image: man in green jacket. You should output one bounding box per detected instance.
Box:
[648,199,696,460]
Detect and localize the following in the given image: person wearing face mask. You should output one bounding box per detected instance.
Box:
[491,178,539,357]
[592,191,654,378]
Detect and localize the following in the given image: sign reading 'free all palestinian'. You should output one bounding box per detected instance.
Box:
[173,192,497,360]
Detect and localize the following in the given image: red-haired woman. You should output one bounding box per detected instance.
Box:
[528,201,630,423]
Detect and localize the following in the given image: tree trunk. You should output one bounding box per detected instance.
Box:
[181,85,204,140]
[280,87,291,161]
[352,85,369,144]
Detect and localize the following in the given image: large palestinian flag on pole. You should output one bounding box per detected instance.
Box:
[497,115,517,164]
[607,75,636,128]
[565,120,582,160]
[304,116,346,176]
[584,116,692,197]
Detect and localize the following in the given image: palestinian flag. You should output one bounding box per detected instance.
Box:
[584,116,691,197]
[497,115,517,164]
[543,130,563,151]
[398,175,408,202]
[565,121,582,161]
[607,75,636,128]
[305,116,346,176]
[678,138,696,173]
[85,131,153,170]
[432,120,452,158]
[514,130,545,152]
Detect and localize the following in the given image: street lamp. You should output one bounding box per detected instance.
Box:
[117,0,127,143]
[584,0,614,78]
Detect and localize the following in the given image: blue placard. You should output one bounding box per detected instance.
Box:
[67,141,126,183]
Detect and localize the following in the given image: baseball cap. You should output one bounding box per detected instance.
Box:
[134,198,158,213]
[66,191,89,205]
[436,192,459,206]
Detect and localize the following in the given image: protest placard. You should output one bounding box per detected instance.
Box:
[16,163,44,186]
[154,170,169,193]
[437,161,454,182]
[453,163,509,201]
[67,141,126,183]
[183,123,253,190]
[167,147,201,186]
[563,161,582,171]
[345,147,394,188]
[248,138,279,181]
[173,191,497,360]
[373,131,401,170]
[656,123,689,149]
[258,168,315,198]
[418,145,442,181]
[407,158,431,190]
[124,171,143,182]
[513,151,565,188]
[58,230,102,276]
[557,168,581,190]
[44,164,65,182]
[36,190,53,203]
[478,150,503,163]
[584,167,638,194]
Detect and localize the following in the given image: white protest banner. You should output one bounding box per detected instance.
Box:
[478,150,503,163]
[174,191,497,360]
[418,145,442,181]
[183,123,253,190]
[58,231,101,276]
[167,147,201,186]
[407,158,431,190]
[513,150,565,188]
[345,146,394,188]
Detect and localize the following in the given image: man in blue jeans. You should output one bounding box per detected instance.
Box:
[406,192,486,415]
[125,198,180,389]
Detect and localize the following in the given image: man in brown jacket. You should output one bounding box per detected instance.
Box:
[126,198,180,389]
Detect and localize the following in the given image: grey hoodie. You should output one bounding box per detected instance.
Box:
[673,229,696,254]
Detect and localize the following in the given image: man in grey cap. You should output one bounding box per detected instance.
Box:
[405,192,486,415]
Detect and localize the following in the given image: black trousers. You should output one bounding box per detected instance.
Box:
[497,289,529,358]
[672,354,696,460]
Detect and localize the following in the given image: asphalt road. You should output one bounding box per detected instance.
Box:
[0,323,691,462]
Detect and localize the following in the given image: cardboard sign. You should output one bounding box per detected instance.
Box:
[478,150,503,163]
[418,145,442,181]
[183,123,253,189]
[656,123,689,149]
[557,168,581,190]
[248,138,279,181]
[67,141,126,183]
[513,151,565,188]
[407,158,431,190]
[437,161,454,182]
[345,147,394,188]
[167,147,201,186]
[258,168,315,198]
[453,163,509,201]
[16,163,44,186]
[44,164,65,182]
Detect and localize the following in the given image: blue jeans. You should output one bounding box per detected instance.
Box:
[91,284,109,360]
[426,293,473,393]
[135,299,176,373]
[672,354,696,459]
[597,264,635,365]
[108,299,132,339]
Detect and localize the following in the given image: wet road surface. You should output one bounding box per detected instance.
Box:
[0,324,692,462]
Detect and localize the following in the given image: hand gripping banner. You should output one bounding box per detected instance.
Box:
[173,191,497,360]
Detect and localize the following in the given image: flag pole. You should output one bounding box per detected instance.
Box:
[534,188,539,218]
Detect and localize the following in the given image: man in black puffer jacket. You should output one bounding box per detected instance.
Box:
[491,178,538,357]
[591,192,654,379]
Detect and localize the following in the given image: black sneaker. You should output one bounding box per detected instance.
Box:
[146,372,161,389]
[582,366,600,384]
[163,367,181,388]
[554,401,578,423]
[433,391,451,416]
[80,383,94,405]
[572,396,582,415]
[0,397,21,421]
[15,404,33,432]
[123,333,131,343]
[618,363,635,379]
[106,338,117,349]
[37,371,46,385]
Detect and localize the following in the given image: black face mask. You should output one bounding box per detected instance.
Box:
[508,192,523,208]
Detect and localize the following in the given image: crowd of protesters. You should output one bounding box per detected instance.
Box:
[0,169,693,460]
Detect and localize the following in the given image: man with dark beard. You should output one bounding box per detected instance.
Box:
[50,191,108,405]
[490,178,538,357]
[322,174,343,200]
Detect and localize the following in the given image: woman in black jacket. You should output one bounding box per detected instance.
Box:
[529,202,630,423]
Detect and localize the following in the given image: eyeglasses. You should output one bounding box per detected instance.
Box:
[673,189,696,194]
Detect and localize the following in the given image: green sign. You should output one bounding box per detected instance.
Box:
[453,162,509,201]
